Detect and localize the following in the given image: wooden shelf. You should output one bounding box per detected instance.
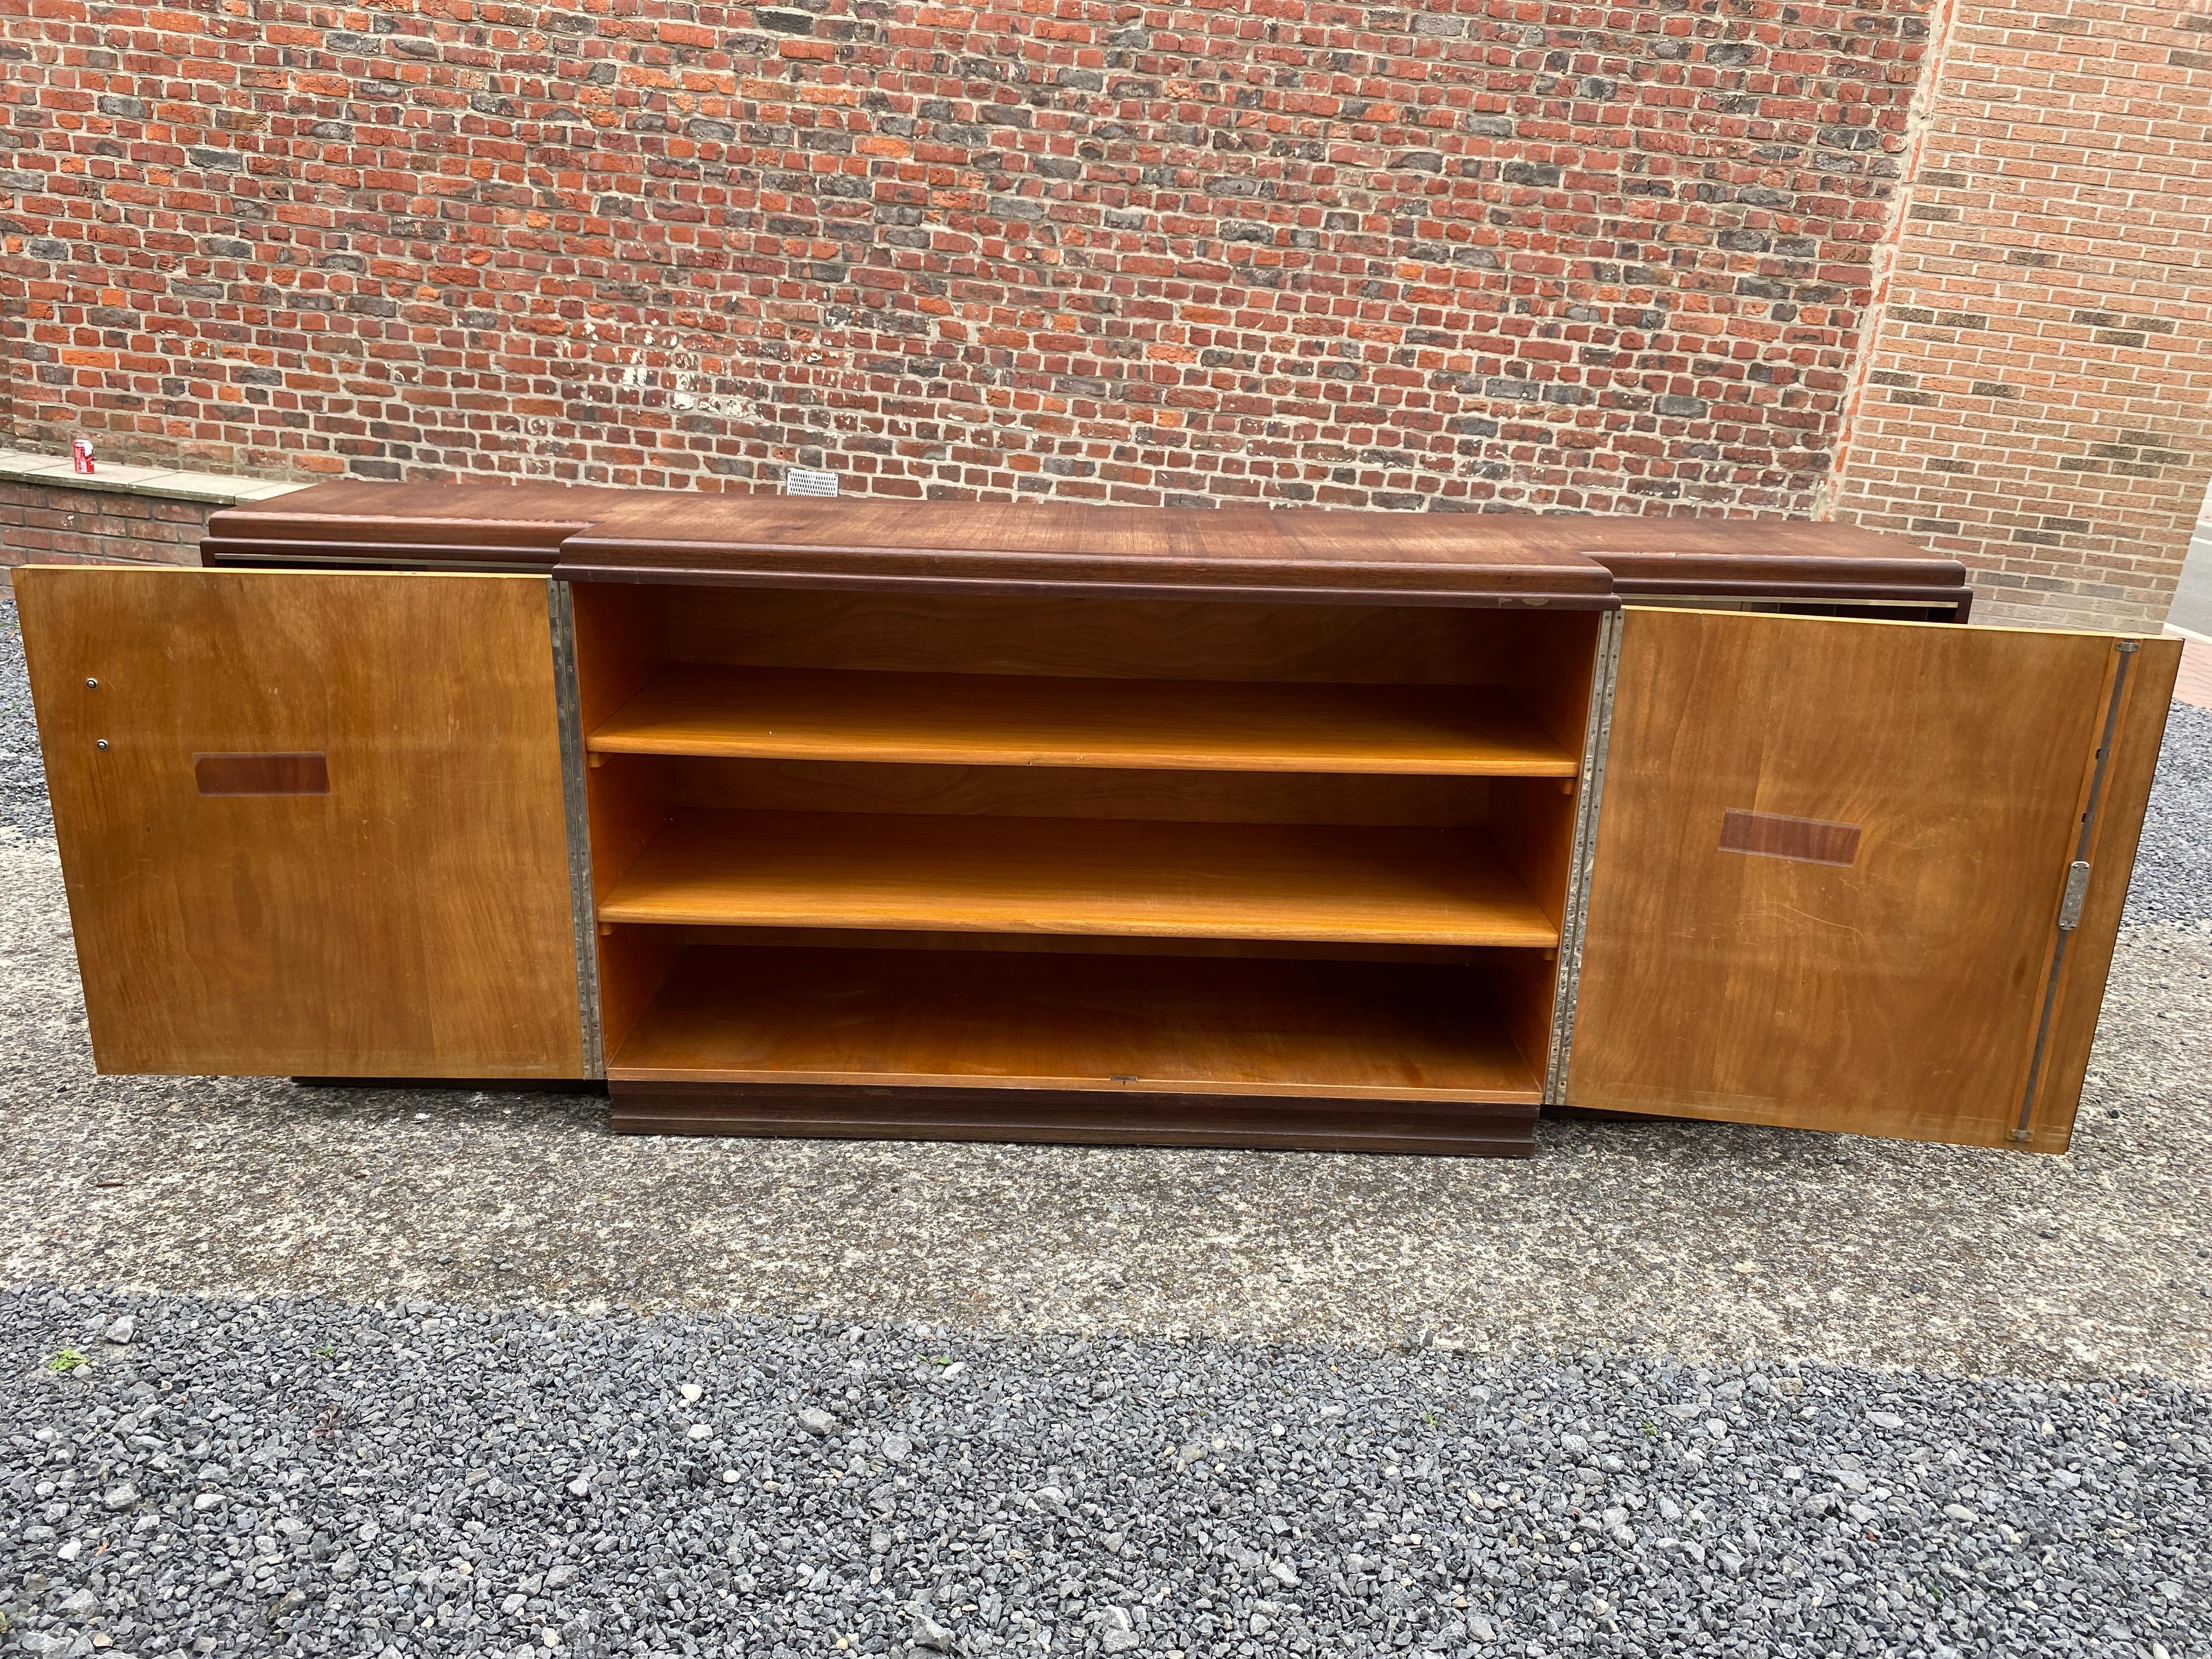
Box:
[588,664,1579,776]
[596,810,1560,947]
[609,946,1543,1104]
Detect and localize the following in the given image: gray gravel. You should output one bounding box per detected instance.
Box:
[2,1287,2205,1659]
[4,806,2210,1378]
[2127,700,2212,926]
[1,588,2211,1376]
[0,596,53,838]
[4,595,2211,1654]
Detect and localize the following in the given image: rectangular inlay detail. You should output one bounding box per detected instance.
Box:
[1718,808,1861,867]
[194,752,330,796]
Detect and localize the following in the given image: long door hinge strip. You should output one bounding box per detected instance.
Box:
[2011,639,2137,1142]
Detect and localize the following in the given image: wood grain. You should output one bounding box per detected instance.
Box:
[1488,774,1579,927]
[557,495,1616,603]
[193,752,330,796]
[1566,607,2157,1149]
[202,480,636,572]
[1481,946,1561,1076]
[590,664,1579,776]
[671,756,1493,829]
[595,923,680,1062]
[2016,634,2180,1150]
[584,753,677,1057]
[608,945,1543,1102]
[662,587,1530,685]
[15,567,584,1078]
[1586,521,1969,610]
[1717,809,1862,867]
[204,482,1970,616]
[625,923,1481,964]
[569,579,664,733]
[610,1081,1538,1156]
[597,809,1560,946]
[1496,612,1604,752]
[585,753,674,901]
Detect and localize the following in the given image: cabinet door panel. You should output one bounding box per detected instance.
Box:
[1566,608,2176,1150]
[16,567,585,1079]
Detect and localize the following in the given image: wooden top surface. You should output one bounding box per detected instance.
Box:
[555,495,1616,603]
[208,481,639,552]
[204,482,1967,602]
[1577,520,1963,595]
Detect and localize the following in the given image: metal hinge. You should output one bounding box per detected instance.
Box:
[2011,636,2137,1143]
[2056,860,2091,930]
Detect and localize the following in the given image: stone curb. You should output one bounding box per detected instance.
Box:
[0,447,309,506]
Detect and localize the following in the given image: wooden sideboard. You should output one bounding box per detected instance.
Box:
[14,485,2174,1157]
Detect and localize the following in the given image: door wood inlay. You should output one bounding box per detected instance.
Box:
[1717,808,1861,867]
[194,752,331,796]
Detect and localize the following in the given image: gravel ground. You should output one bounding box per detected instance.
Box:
[3,809,2210,1378]
[2,1288,2204,1659]
[2127,699,2212,926]
[2,596,2211,1376]
[3,596,2210,1655]
[0,595,53,838]
[6,678,2211,1376]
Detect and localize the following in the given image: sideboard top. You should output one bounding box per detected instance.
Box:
[555,494,1617,605]
[204,481,1972,609]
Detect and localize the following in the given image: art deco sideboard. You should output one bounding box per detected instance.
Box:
[13,485,2177,1157]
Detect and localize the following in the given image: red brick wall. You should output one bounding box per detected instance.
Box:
[1826,0,2212,629]
[0,1,1936,513]
[0,482,210,583]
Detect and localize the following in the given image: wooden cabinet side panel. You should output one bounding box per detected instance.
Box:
[1565,608,2128,1149]
[17,568,585,1078]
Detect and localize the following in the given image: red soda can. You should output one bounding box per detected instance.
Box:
[71,437,94,474]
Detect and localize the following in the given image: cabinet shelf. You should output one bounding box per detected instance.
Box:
[609,945,1543,1103]
[596,810,1560,947]
[588,664,1579,777]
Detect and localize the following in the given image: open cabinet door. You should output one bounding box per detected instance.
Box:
[1564,607,2176,1151]
[16,567,588,1079]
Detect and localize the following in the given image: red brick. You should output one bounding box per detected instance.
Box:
[1,0,2203,627]
[0,485,212,579]
[1829,1,2212,628]
[0,1,1934,520]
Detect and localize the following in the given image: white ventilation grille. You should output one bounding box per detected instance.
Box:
[785,467,839,498]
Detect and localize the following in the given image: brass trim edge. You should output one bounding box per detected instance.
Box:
[548,579,606,1080]
[1545,607,1623,1103]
